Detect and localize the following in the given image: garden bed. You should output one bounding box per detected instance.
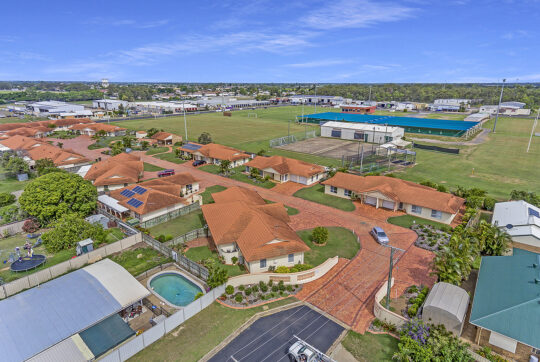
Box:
[412,224,451,251]
[199,165,275,189]
[219,280,302,308]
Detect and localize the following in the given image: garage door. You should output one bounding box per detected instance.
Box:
[290,174,299,183]
[382,200,395,210]
[365,196,377,206]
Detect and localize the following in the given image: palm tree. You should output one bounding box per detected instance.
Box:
[219,160,231,176]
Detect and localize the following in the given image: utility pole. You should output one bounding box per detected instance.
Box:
[382,244,405,309]
[368,85,372,102]
[527,108,539,153]
[183,99,188,141]
[492,78,506,133]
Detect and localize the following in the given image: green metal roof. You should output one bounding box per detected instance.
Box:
[79,313,135,358]
[470,249,540,348]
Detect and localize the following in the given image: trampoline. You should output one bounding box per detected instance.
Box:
[10,255,46,272]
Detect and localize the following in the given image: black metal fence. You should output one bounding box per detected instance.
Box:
[413,143,460,154]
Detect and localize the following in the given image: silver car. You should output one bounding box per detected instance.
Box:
[371,226,389,245]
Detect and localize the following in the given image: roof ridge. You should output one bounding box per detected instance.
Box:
[470,295,540,323]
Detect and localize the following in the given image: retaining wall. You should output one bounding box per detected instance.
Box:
[373,278,408,327]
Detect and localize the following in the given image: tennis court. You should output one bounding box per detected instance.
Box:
[209,305,344,362]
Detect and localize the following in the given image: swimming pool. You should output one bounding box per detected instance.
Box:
[148,271,204,307]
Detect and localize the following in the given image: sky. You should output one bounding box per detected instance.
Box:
[0,0,539,83]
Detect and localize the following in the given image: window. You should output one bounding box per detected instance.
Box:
[431,209,442,219]
[186,184,193,193]
[330,186,338,194]
[260,259,267,268]
[344,189,352,197]
[288,254,294,262]
[411,205,422,214]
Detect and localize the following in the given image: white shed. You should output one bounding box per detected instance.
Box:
[320,121,404,144]
[421,282,469,336]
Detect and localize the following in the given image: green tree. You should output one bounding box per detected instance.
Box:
[6,157,29,175]
[510,190,540,207]
[111,141,124,155]
[19,172,97,224]
[206,265,228,289]
[198,132,212,145]
[41,213,105,252]
[219,160,231,175]
[122,136,133,149]
[141,141,150,150]
[57,142,63,149]
[312,226,329,245]
[35,158,59,176]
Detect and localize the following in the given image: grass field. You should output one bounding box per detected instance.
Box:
[145,147,169,155]
[398,116,540,199]
[200,185,227,204]
[293,184,356,211]
[342,331,398,361]
[297,227,360,266]
[153,152,186,164]
[387,214,450,229]
[129,298,297,362]
[109,247,171,276]
[149,210,205,238]
[199,164,276,188]
[143,162,164,172]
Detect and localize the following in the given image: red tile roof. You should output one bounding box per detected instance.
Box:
[212,186,266,205]
[151,131,180,141]
[245,156,326,178]
[322,172,465,214]
[84,153,143,186]
[70,123,126,133]
[202,187,309,262]
[179,143,250,162]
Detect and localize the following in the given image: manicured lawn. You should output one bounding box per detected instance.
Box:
[109,247,171,276]
[387,214,450,230]
[104,227,125,243]
[185,246,246,277]
[149,210,205,238]
[200,185,227,204]
[145,147,169,155]
[88,136,124,150]
[342,331,399,361]
[293,184,355,211]
[199,165,275,189]
[129,298,297,362]
[0,177,29,194]
[143,162,164,172]
[398,116,540,199]
[297,227,360,266]
[153,152,187,164]
[264,199,299,215]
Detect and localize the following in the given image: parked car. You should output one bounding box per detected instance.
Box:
[370,226,389,245]
[192,160,206,167]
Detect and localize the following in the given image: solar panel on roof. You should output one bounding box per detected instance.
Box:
[127,198,143,208]
[120,189,135,198]
[529,208,540,218]
[132,186,147,195]
[182,143,202,151]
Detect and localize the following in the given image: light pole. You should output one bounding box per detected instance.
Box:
[314,84,317,114]
[183,99,188,141]
[492,78,506,133]
[527,108,539,153]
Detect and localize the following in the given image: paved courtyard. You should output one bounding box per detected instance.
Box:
[209,305,344,362]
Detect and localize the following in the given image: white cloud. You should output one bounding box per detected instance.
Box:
[0,35,17,42]
[286,59,353,68]
[502,30,530,40]
[85,17,169,29]
[301,0,416,29]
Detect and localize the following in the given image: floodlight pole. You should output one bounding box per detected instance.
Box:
[183,100,188,141]
[527,108,539,153]
[492,78,506,133]
[314,84,317,114]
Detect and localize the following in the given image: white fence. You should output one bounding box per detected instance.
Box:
[99,284,226,362]
[0,233,142,299]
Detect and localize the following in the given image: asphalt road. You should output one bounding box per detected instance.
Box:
[209,305,344,362]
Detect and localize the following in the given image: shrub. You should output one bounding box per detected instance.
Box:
[295,284,299,288]
[278,281,285,291]
[225,285,234,295]
[483,197,496,211]
[206,265,228,289]
[275,266,289,273]
[0,192,15,207]
[245,288,252,296]
[194,292,203,300]
[22,219,40,233]
[372,319,383,328]
[407,305,418,317]
[165,234,173,241]
[268,265,275,272]
[312,226,329,245]
[279,291,285,297]
[259,280,266,289]
[238,285,245,291]
[260,283,268,292]
[272,285,278,292]
[231,256,238,264]
[157,234,166,242]
[270,292,276,298]
[235,293,243,303]
[252,285,259,293]
[268,280,273,287]
[286,285,293,292]
[289,263,313,273]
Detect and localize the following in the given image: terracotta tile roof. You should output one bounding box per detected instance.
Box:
[50,118,93,127]
[84,153,143,186]
[212,186,266,205]
[0,135,90,167]
[245,156,326,178]
[109,172,200,214]
[5,128,46,137]
[322,172,465,214]
[202,188,309,262]
[190,143,250,162]
[70,123,126,132]
[0,118,92,133]
[151,131,178,140]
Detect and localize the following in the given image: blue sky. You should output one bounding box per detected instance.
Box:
[1,0,539,82]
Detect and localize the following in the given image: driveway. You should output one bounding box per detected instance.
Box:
[209,305,344,362]
[67,144,436,331]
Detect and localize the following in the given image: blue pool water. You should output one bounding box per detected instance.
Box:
[149,273,203,307]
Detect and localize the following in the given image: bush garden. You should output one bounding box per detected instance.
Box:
[220,280,301,307]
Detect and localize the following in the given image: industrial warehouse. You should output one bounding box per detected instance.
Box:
[300,112,482,137]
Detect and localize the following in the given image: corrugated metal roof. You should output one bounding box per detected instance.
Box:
[98,194,129,213]
[304,112,479,131]
[27,336,90,362]
[0,259,149,361]
[321,120,402,133]
[470,249,540,349]
[424,282,469,323]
